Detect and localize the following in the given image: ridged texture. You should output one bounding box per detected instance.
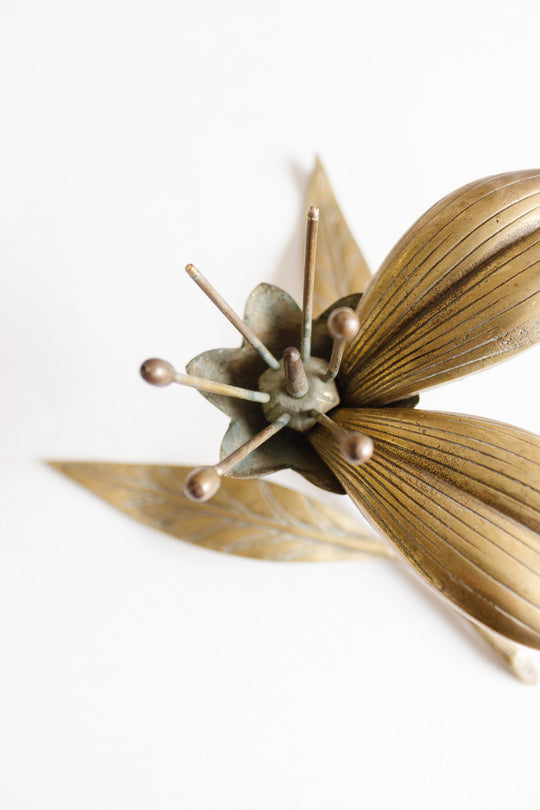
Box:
[310,408,540,648]
[307,156,371,316]
[48,461,392,562]
[342,170,540,405]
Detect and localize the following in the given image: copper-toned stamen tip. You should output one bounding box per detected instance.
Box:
[185,264,279,370]
[300,207,320,362]
[183,414,291,504]
[283,346,309,398]
[340,432,374,465]
[313,411,373,466]
[140,358,176,386]
[324,306,360,381]
[327,307,360,341]
[184,466,222,502]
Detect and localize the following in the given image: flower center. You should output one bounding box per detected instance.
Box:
[258,348,340,433]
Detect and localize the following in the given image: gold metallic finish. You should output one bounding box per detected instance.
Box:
[300,206,319,361]
[48,461,391,561]
[341,170,540,406]
[310,407,540,649]
[185,264,280,370]
[50,460,537,682]
[54,160,540,680]
[313,411,373,465]
[282,346,309,398]
[306,156,371,316]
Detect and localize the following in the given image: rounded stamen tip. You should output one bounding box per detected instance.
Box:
[140,358,176,386]
[340,432,374,465]
[184,466,222,502]
[185,263,198,278]
[327,307,360,341]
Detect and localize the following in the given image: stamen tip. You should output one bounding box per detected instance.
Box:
[185,263,198,278]
[327,307,360,341]
[308,206,320,221]
[140,358,176,386]
[340,433,374,465]
[184,467,222,502]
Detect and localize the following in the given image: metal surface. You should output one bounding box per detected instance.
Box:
[311,408,540,649]
[51,460,537,681]
[283,347,309,398]
[259,355,340,432]
[306,156,371,316]
[186,263,280,370]
[341,170,540,406]
[300,206,319,361]
[53,158,540,677]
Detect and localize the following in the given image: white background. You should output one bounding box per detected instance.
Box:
[2,1,540,807]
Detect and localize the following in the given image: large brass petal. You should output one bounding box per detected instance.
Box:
[341,171,540,406]
[307,156,371,316]
[309,407,540,648]
[48,461,392,562]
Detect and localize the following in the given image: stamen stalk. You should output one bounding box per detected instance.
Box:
[217,413,291,474]
[300,207,319,362]
[186,264,279,370]
[174,372,270,403]
[184,414,291,502]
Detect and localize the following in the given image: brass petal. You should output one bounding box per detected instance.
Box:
[310,407,540,648]
[342,170,540,405]
[48,461,392,562]
[307,156,371,316]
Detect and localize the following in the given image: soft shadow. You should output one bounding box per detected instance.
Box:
[386,554,530,679]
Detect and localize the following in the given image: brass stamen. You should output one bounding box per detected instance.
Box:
[300,207,319,362]
[324,306,360,381]
[184,413,291,502]
[313,410,373,465]
[282,346,309,398]
[185,264,279,370]
[140,358,270,403]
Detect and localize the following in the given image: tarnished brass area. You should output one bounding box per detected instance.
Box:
[310,407,540,649]
[52,158,540,679]
[342,170,540,406]
[306,156,372,315]
[186,284,361,492]
[50,460,538,683]
[259,355,339,432]
[48,461,391,561]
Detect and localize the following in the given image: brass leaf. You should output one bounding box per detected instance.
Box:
[307,157,371,316]
[48,461,392,562]
[342,170,540,406]
[310,407,540,648]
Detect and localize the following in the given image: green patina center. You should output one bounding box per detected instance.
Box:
[258,355,340,433]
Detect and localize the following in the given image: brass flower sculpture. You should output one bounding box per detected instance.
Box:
[53,159,540,682]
